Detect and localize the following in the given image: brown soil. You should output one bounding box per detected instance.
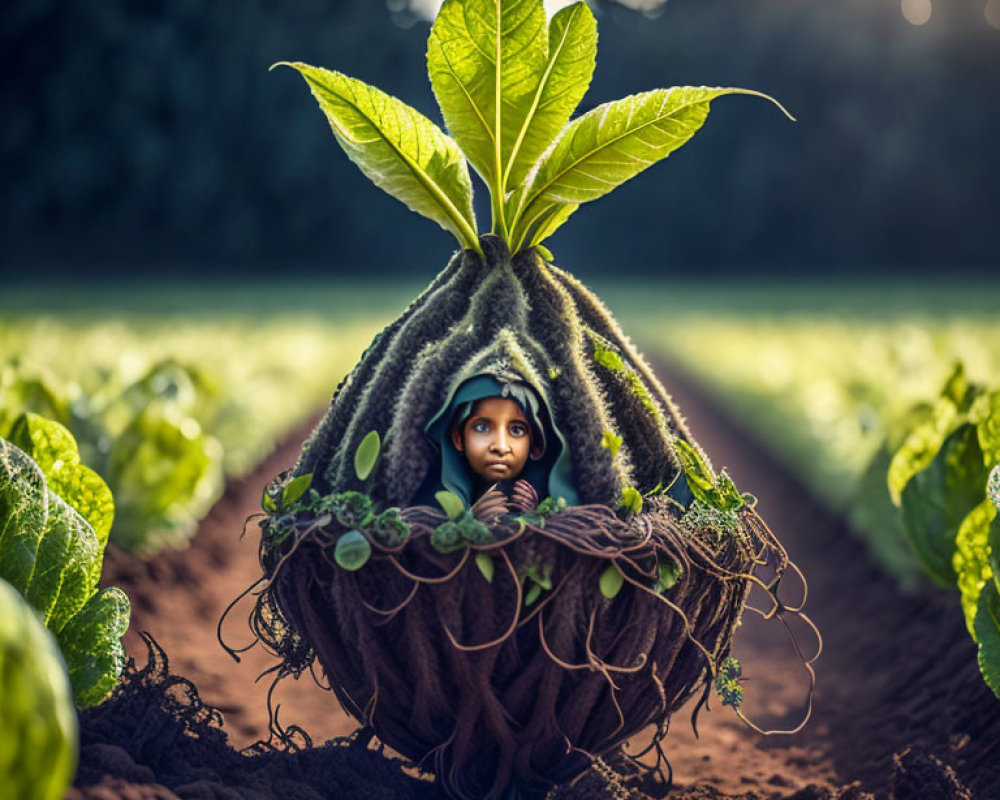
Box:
[68,364,1000,800]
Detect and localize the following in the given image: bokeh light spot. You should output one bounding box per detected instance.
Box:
[901,0,932,25]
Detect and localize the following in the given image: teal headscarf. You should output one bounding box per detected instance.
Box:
[421,373,578,508]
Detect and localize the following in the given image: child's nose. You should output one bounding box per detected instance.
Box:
[492,431,511,452]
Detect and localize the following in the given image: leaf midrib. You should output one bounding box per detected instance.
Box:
[521,90,710,214]
[502,2,581,192]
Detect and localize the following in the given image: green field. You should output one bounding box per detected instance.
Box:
[4,276,998,575]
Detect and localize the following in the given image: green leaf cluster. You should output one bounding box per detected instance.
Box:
[522,559,553,606]
[714,656,743,710]
[1,358,225,555]
[263,482,414,556]
[888,364,1000,698]
[0,414,130,707]
[431,510,492,554]
[276,0,788,255]
[674,438,746,513]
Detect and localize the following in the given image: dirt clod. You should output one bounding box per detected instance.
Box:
[889,748,971,800]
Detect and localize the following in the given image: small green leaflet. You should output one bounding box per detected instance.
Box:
[335,530,372,571]
[524,582,542,606]
[657,560,680,592]
[274,63,479,251]
[508,87,792,251]
[973,580,1000,699]
[262,490,277,513]
[599,563,624,599]
[435,490,466,520]
[620,487,642,515]
[354,430,381,482]
[674,438,716,502]
[475,551,495,583]
[600,430,622,457]
[282,473,313,508]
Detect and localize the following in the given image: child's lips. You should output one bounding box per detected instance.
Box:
[487,461,511,473]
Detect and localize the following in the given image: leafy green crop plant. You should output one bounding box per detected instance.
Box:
[0,577,78,800]
[888,364,1000,698]
[0,413,130,707]
[233,3,813,799]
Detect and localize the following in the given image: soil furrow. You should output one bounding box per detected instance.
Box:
[74,361,998,799]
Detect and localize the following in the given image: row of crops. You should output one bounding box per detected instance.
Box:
[1,292,398,798]
[1,279,997,798]
[620,293,1000,700]
[0,308,391,553]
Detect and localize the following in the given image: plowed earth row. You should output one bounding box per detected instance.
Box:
[68,364,999,800]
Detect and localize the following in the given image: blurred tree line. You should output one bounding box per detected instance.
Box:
[1,0,997,281]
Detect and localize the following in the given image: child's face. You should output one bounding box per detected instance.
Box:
[451,396,534,482]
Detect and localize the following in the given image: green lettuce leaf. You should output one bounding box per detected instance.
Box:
[7,412,113,551]
[901,424,990,587]
[888,396,960,506]
[509,86,791,250]
[427,0,548,217]
[973,580,1000,699]
[976,390,1000,466]
[0,434,130,707]
[275,62,479,251]
[954,498,997,637]
[0,440,49,595]
[105,404,224,554]
[55,586,129,708]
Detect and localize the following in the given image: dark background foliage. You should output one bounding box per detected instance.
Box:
[2,0,998,282]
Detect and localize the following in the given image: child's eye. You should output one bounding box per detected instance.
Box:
[472,421,490,433]
[510,423,528,436]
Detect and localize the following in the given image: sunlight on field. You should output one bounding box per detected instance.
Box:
[613,286,1000,586]
[0,314,387,475]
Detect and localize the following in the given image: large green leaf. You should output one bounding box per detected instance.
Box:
[427,0,547,227]
[0,439,50,594]
[0,436,129,707]
[7,413,113,550]
[509,87,790,250]
[973,580,1000,699]
[502,2,597,192]
[954,499,997,637]
[888,397,961,506]
[55,586,129,707]
[276,63,479,250]
[901,424,990,587]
